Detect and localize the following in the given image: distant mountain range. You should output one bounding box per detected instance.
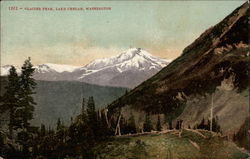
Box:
[0,48,170,126]
[1,48,171,88]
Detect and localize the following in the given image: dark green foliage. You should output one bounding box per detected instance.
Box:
[56,118,62,131]
[30,96,113,159]
[69,120,93,143]
[156,115,162,131]
[175,119,183,130]
[40,124,46,137]
[143,113,153,132]
[81,97,87,122]
[211,117,221,133]
[87,96,99,137]
[125,89,128,95]
[67,121,94,158]
[197,118,206,130]
[0,59,39,159]
[196,117,221,133]
[98,112,113,137]
[18,57,37,131]
[1,66,21,138]
[11,58,37,158]
[87,97,96,123]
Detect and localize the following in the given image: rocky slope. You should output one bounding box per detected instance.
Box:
[107,2,249,136]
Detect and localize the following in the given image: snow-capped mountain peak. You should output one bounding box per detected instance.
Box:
[76,48,172,86]
[34,63,79,73]
[1,65,21,76]
[1,63,80,76]
[84,48,170,71]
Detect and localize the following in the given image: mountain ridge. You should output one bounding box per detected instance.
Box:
[1,48,171,88]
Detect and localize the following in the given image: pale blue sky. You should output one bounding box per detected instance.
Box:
[1,1,244,66]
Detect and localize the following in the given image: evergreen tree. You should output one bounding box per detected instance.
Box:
[164,114,173,130]
[175,120,179,130]
[196,117,221,132]
[40,124,46,137]
[143,113,153,132]
[87,97,96,122]
[125,89,128,95]
[212,116,221,133]
[18,57,37,131]
[2,66,21,138]
[233,133,237,141]
[56,118,62,131]
[56,118,65,144]
[207,119,210,131]
[81,97,87,122]
[68,121,94,158]
[156,115,162,131]
[197,118,206,129]
[175,119,183,130]
[86,96,98,136]
[96,111,112,138]
[17,57,37,158]
[70,117,73,124]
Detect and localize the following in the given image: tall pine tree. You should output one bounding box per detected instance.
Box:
[81,97,87,123]
[2,66,21,138]
[87,97,96,123]
[56,118,62,132]
[18,57,37,131]
[16,57,37,159]
[40,124,46,137]
[86,96,98,135]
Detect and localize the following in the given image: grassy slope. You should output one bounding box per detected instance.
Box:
[93,130,248,159]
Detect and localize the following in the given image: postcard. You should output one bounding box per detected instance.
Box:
[0,1,249,159]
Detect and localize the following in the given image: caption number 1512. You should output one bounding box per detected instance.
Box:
[9,6,18,10]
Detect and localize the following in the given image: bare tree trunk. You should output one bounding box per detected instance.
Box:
[104,109,110,128]
[210,94,213,131]
[115,114,122,136]
[9,107,14,139]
